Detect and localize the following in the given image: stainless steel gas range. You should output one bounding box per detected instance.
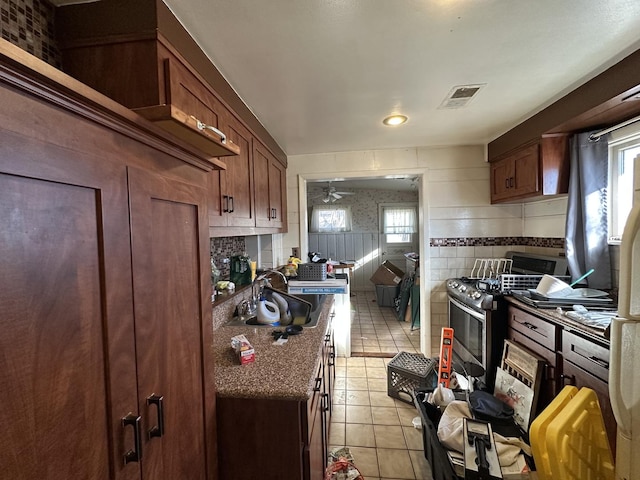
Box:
[445,251,568,390]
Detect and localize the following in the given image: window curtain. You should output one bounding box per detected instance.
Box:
[565,131,612,289]
[309,205,352,232]
[383,207,417,233]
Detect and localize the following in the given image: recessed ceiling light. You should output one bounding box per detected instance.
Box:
[382,115,408,126]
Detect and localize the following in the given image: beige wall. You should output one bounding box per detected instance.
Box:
[279,145,570,355]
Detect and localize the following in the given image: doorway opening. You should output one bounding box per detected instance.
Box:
[298,173,427,359]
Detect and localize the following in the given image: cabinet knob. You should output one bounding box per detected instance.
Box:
[121,413,142,464]
[314,376,322,392]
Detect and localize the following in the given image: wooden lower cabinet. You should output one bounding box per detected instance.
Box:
[507,303,616,454]
[0,49,215,480]
[217,323,333,480]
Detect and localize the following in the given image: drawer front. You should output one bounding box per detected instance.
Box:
[562,330,609,383]
[508,305,557,351]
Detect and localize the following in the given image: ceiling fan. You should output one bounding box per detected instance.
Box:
[315,182,355,203]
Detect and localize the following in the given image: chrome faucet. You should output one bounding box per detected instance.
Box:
[255,269,288,289]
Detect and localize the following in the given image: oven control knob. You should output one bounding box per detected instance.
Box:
[458,285,466,292]
[450,281,459,288]
[471,291,482,300]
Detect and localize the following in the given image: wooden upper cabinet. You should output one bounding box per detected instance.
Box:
[59,34,239,163]
[489,134,569,204]
[209,114,255,229]
[254,141,287,231]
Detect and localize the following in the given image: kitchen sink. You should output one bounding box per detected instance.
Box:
[226,288,327,328]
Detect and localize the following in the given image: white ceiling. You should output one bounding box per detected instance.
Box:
[163,0,640,157]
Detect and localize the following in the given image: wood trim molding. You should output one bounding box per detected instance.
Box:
[489,48,640,159]
[0,38,224,171]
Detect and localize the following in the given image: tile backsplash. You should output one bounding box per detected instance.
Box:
[210,236,246,280]
[0,0,60,67]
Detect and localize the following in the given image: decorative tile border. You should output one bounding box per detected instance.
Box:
[0,0,60,67]
[429,237,565,249]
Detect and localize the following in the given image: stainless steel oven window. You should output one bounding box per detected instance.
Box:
[448,297,487,369]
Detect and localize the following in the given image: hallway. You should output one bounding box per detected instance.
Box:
[350,291,421,356]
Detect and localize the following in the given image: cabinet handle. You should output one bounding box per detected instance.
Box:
[544,364,554,381]
[121,413,142,464]
[324,333,331,344]
[229,196,234,213]
[329,346,335,367]
[523,321,538,331]
[146,394,165,439]
[505,178,509,189]
[190,115,227,144]
[314,376,322,392]
[560,373,576,385]
[589,355,609,369]
[223,195,230,213]
[322,393,330,412]
[509,177,514,188]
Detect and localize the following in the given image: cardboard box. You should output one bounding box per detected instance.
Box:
[370,260,404,285]
[375,284,399,307]
[231,334,255,365]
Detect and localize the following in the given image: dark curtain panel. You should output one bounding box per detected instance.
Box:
[565,131,612,289]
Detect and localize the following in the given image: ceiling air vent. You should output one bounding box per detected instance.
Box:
[438,84,486,109]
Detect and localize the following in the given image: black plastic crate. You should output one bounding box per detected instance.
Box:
[387,352,438,404]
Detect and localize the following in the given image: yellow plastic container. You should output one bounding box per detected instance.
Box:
[533,387,614,480]
[530,385,579,480]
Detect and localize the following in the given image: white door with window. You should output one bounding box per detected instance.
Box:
[379,203,418,274]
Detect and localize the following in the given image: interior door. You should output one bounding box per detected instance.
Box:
[127,166,213,480]
[0,130,139,480]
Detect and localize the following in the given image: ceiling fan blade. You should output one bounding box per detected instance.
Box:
[332,192,342,200]
[335,191,354,195]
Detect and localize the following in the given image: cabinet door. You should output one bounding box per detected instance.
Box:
[306,363,326,480]
[490,142,540,203]
[561,361,617,454]
[208,166,228,227]
[128,167,214,480]
[490,157,513,201]
[254,142,287,230]
[512,143,539,196]
[268,158,286,229]
[223,116,255,227]
[0,131,139,480]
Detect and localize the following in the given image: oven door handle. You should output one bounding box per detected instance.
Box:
[448,296,486,322]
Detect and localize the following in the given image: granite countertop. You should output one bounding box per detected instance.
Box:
[212,295,335,401]
[506,296,611,345]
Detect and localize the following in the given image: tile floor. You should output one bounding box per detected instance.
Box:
[350,291,421,356]
[329,356,434,479]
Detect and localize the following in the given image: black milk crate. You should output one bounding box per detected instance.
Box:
[387,352,438,404]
